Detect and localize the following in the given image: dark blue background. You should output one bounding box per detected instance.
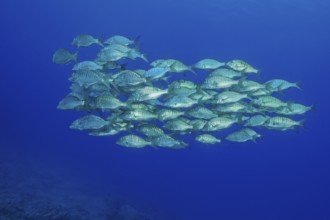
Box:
[1,0,329,219]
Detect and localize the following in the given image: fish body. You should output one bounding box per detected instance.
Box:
[122,109,157,121]
[150,59,175,68]
[129,103,156,111]
[195,134,221,144]
[189,88,214,102]
[162,96,197,108]
[116,135,151,148]
[151,59,192,73]
[226,128,260,142]
[57,94,85,110]
[226,60,259,74]
[104,35,135,46]
[103,44,132,53]
[234,80,265,92]
[144,67,171,80]
[97,48,127,62]
[242,128,261,139]
[203,117,237,131]
[163,118,193,132]
[192,59,225,70]
[70,115,108,130]
[72,61,103,71]
[112,70,146,87]
[95,95,126,111]
[244,115,269,127]
[209,68,243,78]
[212,91,248,104]
[201,76,239,89]
[249,89,272,97]
[190,119,207,130]
[72,34,103,48]
[265,79,301,92]
[69,70,107,88]
[187,106,217,119]
[137,124,165,138]
[276,103,313,115]
[212,102,250,114]
[53,48,78,64]
[151,135,187,148]
[171,60,194,73]
[127,49,148,62]
[89,126,120,136]
[129,86,168,102]
[263,116,304,130]
[252,96,287,109]
[157,109,185,121]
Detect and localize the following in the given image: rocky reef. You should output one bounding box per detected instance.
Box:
[0,161,153,220]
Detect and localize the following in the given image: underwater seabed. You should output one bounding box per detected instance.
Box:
[0,159,153,220]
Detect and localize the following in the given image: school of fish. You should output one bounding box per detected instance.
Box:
[53,34,312,149]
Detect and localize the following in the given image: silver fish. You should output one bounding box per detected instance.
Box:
[128,86,168,102]
[195,134,221,144]
[162,96,198,108]
[186,106,217,119]
[226,128,261,143]
[112,70,146,87]
[201,75,239,90]
[209,68,243,79]
[144,67,171,80]
[57,94,85,110]
[265,79,301,92]
[203,116,238,131]
[151,135,187,148]
[192,59,225,70]
[70,115,108,130]
[137,124,165,138]
[72,61,103,71]
[72,34,103,48]
[116,135,151,148]
[53,48,78,65]
[263,116,304,131]
[104,35,137,46]
[244,115,269,127]
[157,109,185,121]
[69,69,107,88]
[226,60,259,74]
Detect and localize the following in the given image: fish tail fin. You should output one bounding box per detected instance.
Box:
[120,63,129,70]
[298,119,306,127]
[255,68,262,79]
[287,101,295,111]
[251,137,258,144]
[134,35,141,45]
[126,123,133,134]
[141,53,149,62]
[72,52,78,62]
[309,104,316,112]
[108,81,121,95]
[294,81,302,90]
[236,114,245,124]
[238,76,247,87]
[188,66,197,75]
[125,100,133,109]
[179,141,189,149]
[150,143,159,150]
[161,75,172,83]
[252,134,262,143]
[96,36,105,47]
[264,83,273,92]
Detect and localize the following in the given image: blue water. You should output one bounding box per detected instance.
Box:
[1,0,330,219]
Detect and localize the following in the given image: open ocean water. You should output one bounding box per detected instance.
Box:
[1,0,330,219]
